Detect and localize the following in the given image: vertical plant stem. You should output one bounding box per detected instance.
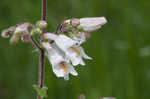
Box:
[42,0,47,21]
[37,0,47,99]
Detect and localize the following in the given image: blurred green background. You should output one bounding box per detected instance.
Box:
[0,0,150,99]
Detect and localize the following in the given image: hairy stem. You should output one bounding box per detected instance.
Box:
[37,0,47,99]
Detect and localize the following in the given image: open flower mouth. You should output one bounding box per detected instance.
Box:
[59,61,68,72]
[70,46,81,56]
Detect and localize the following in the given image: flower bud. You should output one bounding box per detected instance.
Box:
[1,29,11,38]
[21,33,31,42]
[31,28,42,35]
[1,26,16,38]
[79,17,107,32]
[36,20,47,29]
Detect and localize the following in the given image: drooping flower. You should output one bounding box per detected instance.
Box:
[42,42,78,80]
[62,17,107,32]
[1,25,17,38]
[43,33,92,66]
[1,22,34,44]
[58,17,107,44]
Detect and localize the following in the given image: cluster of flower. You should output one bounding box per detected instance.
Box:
[1,17,107,80]
[1,22,34,43]
[1,21,47,43]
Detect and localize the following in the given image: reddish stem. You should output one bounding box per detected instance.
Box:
[37,0,47,99]
[42,0,47,21]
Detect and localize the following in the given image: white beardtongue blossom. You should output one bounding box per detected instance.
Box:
[43,33,92,66]
[79,17,107,32]
[42,42,78,80]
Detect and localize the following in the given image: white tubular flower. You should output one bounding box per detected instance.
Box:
[44,33,92,66]
[79,17,107,32]
[42,42,78,80]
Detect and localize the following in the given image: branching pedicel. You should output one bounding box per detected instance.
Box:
[1,3,107,98]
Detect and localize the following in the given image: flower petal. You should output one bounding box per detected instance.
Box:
[68,64,78,76]
[55,35,77,52]
[43,33,58,41]
[79,47,92,60]
[64,74,69,80]
[53,64,65,77]
[70,56,82,66]
[80,17,107,32]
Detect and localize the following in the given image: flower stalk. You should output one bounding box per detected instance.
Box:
[37,0,47,99]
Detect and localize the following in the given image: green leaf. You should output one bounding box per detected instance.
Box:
[33,84,48,99]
